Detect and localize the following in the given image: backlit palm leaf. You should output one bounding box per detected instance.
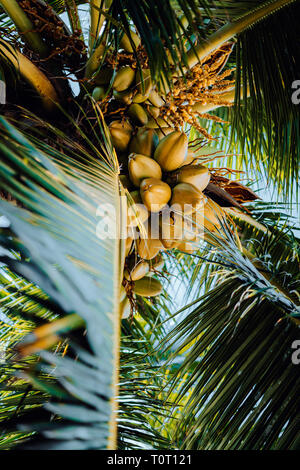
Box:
[164,212,300,449]
[0,116,123,449]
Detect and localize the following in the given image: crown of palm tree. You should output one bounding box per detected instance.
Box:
[0,0,299,450]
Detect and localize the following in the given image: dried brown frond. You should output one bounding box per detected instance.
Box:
[210,173,260,203]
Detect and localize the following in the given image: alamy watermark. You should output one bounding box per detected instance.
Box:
[291,340,300,365]
[291,80,300,104]
[0,344,6,364]
[96,197,206,240]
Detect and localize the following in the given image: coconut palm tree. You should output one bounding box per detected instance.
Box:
[0,0,299,450]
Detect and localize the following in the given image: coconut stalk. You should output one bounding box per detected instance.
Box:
[85,0,115,78]
[89,0,106,53]
[64,0,84,39]
[192,86,250,114]
[107,174,124,450]
[0,40,59,113]
[0,64,5,105]
[0,0,48,57]
[186,0,297,69]
[192,88,236,114]
[159,0,296,97]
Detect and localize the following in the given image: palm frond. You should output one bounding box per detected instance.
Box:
[231,0,300,202]
[0,269,172,449]
[164,211,300,449]
[0,115,123,449]
[118,337,172,449]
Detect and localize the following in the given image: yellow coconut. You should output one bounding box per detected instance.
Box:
[154,130,188,171]
[160,212,184,248]
[113,66,135,92]
[148,89,165,107]
[120,296,131,319]
[128,103,149,126]
[124,260,150,281]
[156,127,176,141]
[113,88,134,105]
[147,106,160,119]
[133,276,163,297]
[109,120,133,152]
[136,222,164,260]
[128,154,162,187]
[182,217,199,241]
[127,190,149,227]
[120,284,126,301]
[150,254,165,271]
[170,183,205,215]
[92,86,106,101]
[146,117,173,129]
[179,150,197,167]
[129,128,159,157]
[140,178,172,213]
[125,236,134,257]
[133,69,152,103]
[176,164,211,192]
[120,30,141,52]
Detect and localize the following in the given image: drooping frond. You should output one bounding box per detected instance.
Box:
[0,0,298,452]
[164,212,300,449]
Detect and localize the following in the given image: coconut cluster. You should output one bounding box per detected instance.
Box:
[109,121,225,318]
[91,30,230,318]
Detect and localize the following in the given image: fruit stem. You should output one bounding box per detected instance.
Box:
[89,0,106,53]
[85,1,110,78]
[0,0,48,57]
[64,0,84,39]
[107,177,125,450]
[192,86,250,114]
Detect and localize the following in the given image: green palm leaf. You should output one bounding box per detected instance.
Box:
[0,0,299,451]
[231,1,300,201]
[164,212,300,449]
[0,115,123,449]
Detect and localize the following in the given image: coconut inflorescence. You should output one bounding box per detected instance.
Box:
[112,119,223,318]
[89,28,254,319]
